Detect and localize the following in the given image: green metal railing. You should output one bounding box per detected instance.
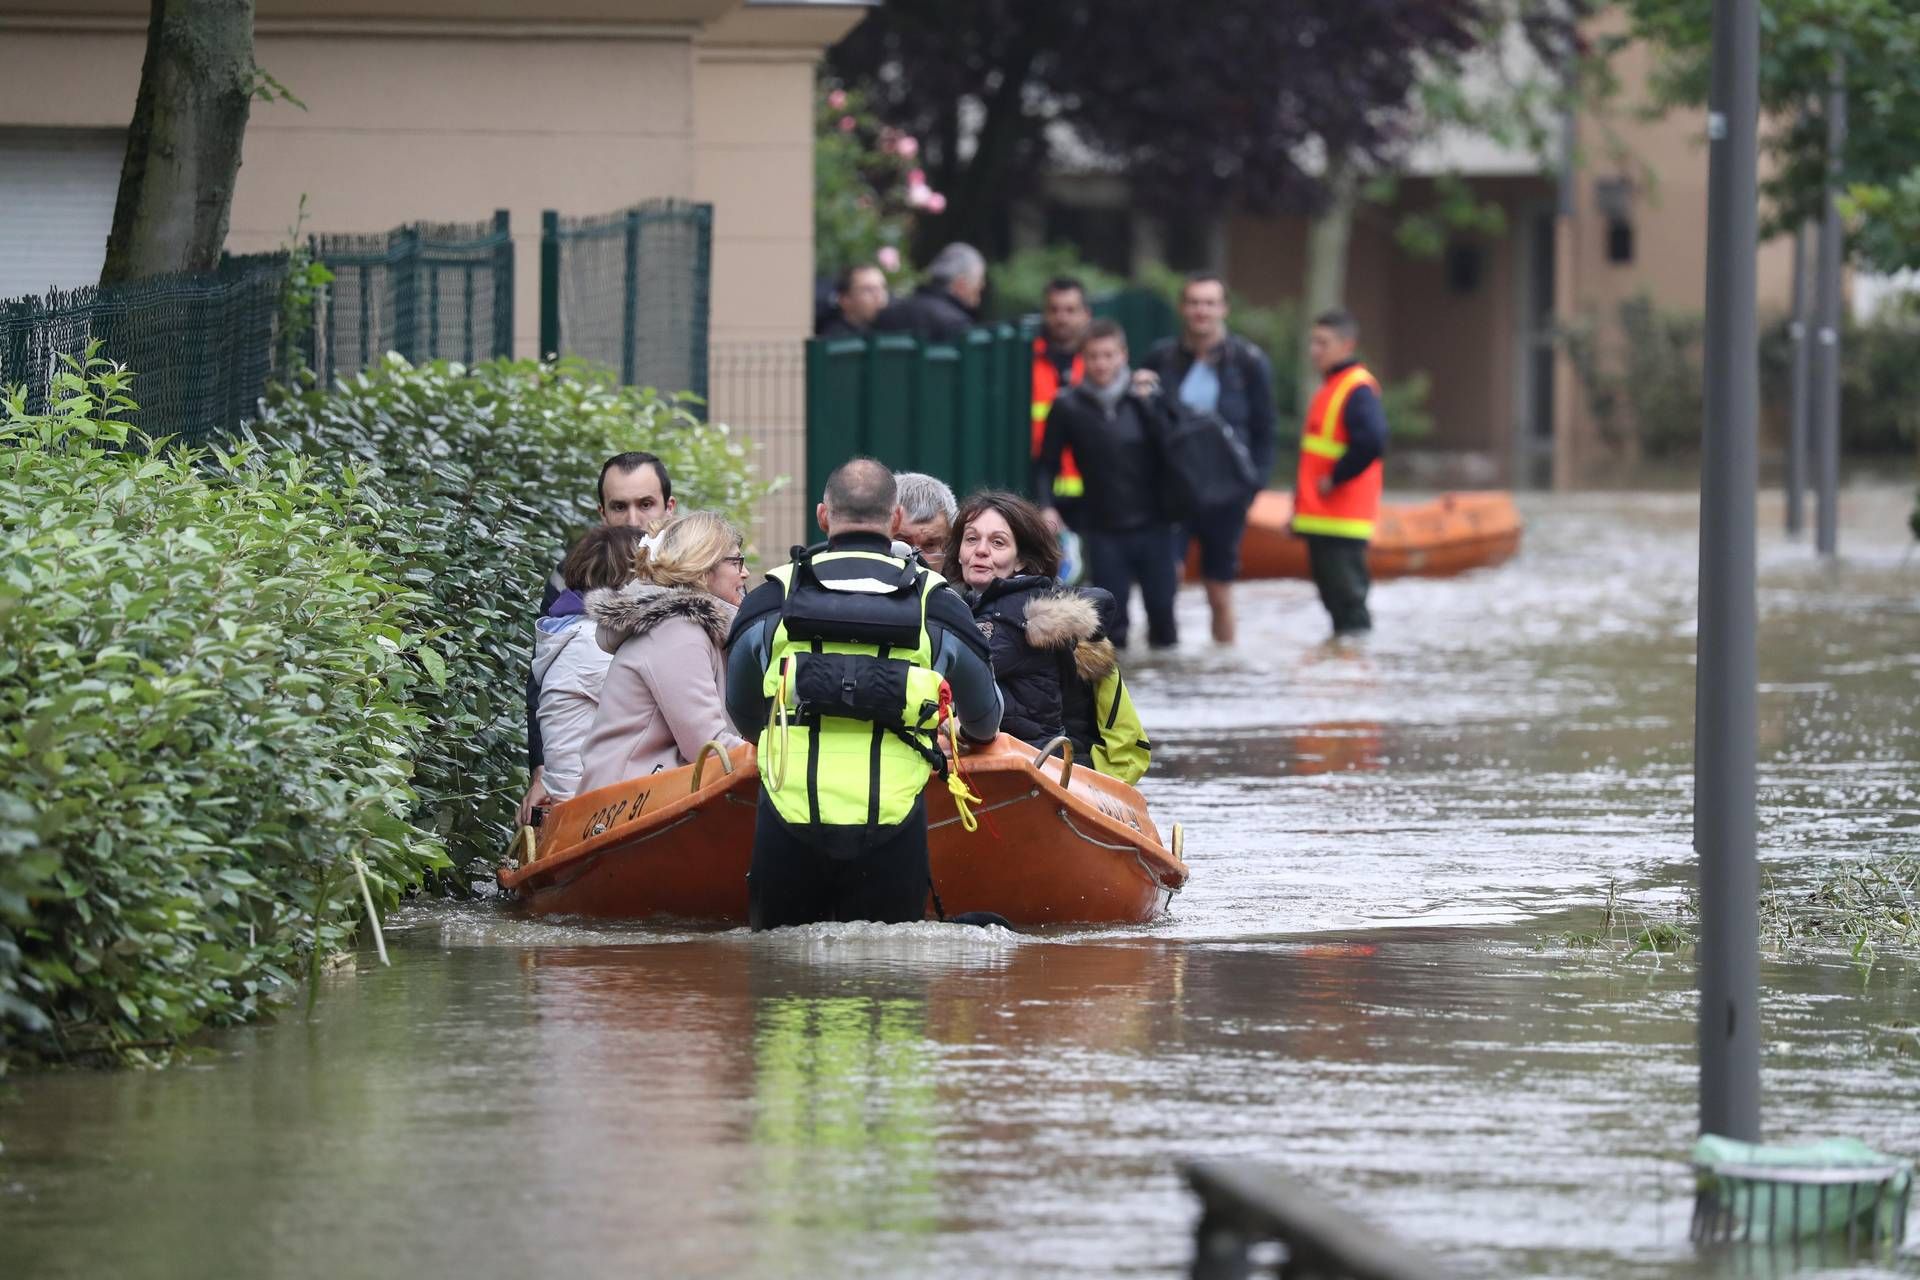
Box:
[0,252,290,447]
[803,323,1033,545]
[540,201,712,402]
[312,211,514,386]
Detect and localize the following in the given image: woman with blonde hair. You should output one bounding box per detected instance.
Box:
[576,511,751,792]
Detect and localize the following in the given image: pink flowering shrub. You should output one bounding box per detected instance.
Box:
[814,80,944,281]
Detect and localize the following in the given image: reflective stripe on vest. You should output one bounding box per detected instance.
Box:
[1032,339,1085,496]
[759,550,947,832]
[1291,363,1382,542]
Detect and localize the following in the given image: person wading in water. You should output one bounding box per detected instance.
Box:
[723,459,1003,929]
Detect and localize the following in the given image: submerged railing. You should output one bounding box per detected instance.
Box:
[1185,1162,1443,1280]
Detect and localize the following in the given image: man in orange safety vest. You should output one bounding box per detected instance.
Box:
[1031,276,1091,529]
[1292,308,1388,636]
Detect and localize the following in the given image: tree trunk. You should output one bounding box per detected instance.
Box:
[99,0,256,288]
[1298,158,1356,415]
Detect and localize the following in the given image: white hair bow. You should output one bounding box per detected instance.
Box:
[639,532,663,555]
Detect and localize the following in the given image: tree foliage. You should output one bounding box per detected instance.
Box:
[828,0,1586,259]
[1620,0,1920,271]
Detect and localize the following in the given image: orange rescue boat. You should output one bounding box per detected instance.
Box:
[497,736,1187,926]
[1186,489,1522,581]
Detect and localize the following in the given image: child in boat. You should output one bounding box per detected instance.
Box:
[576,512,750,793]
[946,490,1150,783]
[531,526,651,803]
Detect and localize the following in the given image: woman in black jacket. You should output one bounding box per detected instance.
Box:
[945,490,1123,762]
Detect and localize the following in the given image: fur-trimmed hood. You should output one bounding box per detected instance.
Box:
[586,581,736,655]
[1022,590,1118,684]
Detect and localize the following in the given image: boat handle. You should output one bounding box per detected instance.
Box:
[506,824,539,868]
[690,740,736,792]
[1031,735,1075,790]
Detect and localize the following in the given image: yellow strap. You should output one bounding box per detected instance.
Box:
[942,703,982,833]
[764,656,792,793]
[1291,513,1376,539]
[1051,475,1085,497]
[1300,434,1347,460]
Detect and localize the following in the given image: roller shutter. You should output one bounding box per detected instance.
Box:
[0,129,123,300]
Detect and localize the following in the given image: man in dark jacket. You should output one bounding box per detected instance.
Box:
[1139,272,1276,645]
[516,452,674,824]
[872,243,984,342]
[1037,320,1178,649]
[818,263,889,338]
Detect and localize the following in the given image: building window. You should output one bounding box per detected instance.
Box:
[1446,242,1483,295]
[1607,216,1635,264]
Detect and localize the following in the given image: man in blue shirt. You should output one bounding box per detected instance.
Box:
[1140,273,1277,644]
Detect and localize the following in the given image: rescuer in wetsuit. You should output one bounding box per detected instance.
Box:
[724,459,1004,930]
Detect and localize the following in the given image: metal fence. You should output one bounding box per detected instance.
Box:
[803,324,1034,545]
[709,341,807,555]
[312,211,513,386]
[1095,286,1179,358]
[0,252,290,448]
[542,201,711,402]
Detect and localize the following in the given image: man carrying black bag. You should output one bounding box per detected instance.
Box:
[1037,320,1179,649]
[1141,272,1277,645]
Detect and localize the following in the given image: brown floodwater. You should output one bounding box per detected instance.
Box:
[3,487,1918,1279]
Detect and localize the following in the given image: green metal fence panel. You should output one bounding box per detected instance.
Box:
[312,211,512,386]
[542,200,712,403]
[1092,286,1177,358]
[0,252,289,448]
[802,325,1031,546]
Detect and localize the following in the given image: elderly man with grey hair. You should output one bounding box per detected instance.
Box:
[893,471,958,572]
[874,243,985,342]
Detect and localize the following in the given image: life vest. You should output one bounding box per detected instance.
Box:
[758,546,950,844]
[1032,339,1085,499]
[1291,363,1383,541]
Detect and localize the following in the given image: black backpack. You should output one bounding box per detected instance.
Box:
[1145,393,1259,520]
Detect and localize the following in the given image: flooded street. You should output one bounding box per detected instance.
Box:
[5,489,1918,1279]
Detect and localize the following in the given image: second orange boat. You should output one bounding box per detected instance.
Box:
[1186,489,1523,581]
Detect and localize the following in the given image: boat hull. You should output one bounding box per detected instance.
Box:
[1187,489,1523,581]
[497,737,1187,926]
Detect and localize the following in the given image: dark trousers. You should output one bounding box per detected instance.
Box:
[747,794,930,930]
[1084,524,1179,648]
[1305,534,1372,635]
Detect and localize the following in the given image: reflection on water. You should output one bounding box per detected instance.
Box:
[3,491,1918,1279]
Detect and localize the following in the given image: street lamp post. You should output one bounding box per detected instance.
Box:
[1696,0,1762,1144]
[1812,58,1847,559]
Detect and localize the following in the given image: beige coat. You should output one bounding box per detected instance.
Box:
[576,583,745,793]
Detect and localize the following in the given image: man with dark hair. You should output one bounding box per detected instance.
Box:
[1292,308,1387,636]
[1037,320,1178,649]
[725,457,1002,929]
[1032,275,1092,530]
[1139,272,1276,645]
[873,243,985,341]
[518,452,679,823]
[820,263,889,338]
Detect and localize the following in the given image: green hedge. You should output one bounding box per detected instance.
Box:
[2,353,766,1068]
[249,356,766,880]
[1,353,448,1067]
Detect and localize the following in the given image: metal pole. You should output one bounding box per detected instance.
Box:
[1785,222,1811,536]
[1696,0,1762,1144]
[1812,58,1847,558]
[539,210,561,361]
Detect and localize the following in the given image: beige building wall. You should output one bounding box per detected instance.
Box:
[0,0,863,540]
[1553,28,1796,479]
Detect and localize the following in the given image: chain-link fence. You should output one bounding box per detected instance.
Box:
[542,201,711,401]
[709,341,805,551]
[312,211,513,387]
[0,252,290,447]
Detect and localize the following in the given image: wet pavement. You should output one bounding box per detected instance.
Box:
[4,487,1918,1279]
